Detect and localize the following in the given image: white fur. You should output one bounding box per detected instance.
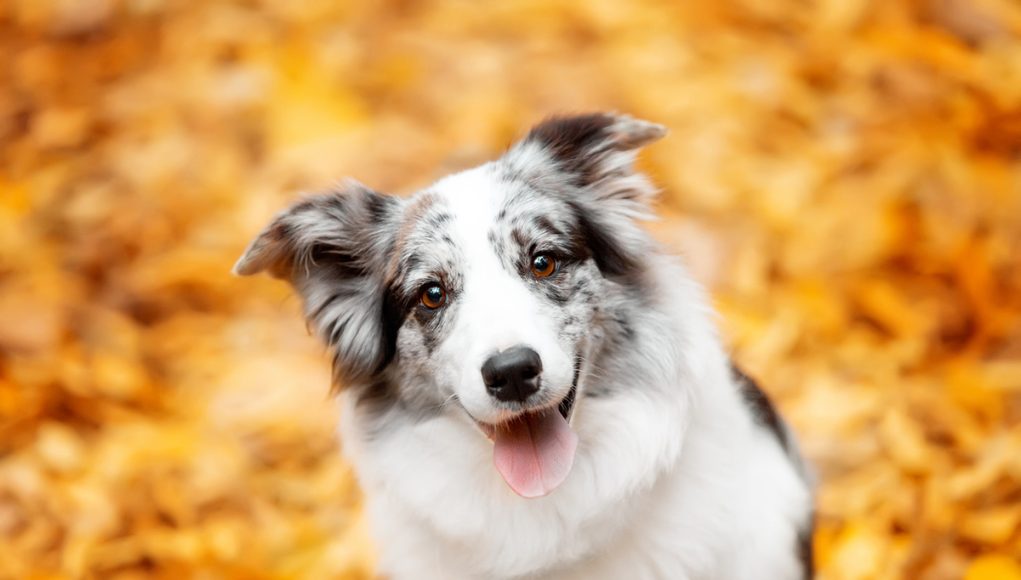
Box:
[335,164,813,579]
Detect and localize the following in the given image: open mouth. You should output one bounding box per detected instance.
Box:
[478,356,583,499]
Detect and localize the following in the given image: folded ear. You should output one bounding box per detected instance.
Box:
[511,112,665,201]
[506,113,666,277]
[234,182,404,384]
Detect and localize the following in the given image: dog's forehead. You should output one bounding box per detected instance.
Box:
[389,163,577,294]
[393,167,495,256]
[429,165,508,223]
[400,166,528,243]
[428,165,566,233]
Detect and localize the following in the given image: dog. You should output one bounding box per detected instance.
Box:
[234,113,815,579]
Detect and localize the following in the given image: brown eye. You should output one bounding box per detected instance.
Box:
[531,253,557,278]
[420,283,446,309]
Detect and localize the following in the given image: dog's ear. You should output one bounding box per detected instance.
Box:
[234,182,403,385]
[518,113,665,189]
[508,113,666,277]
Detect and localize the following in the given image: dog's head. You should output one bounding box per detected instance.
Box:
[235,113,665,497]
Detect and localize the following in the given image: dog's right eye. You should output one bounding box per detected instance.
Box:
[420,283,447,309]
[531,253,557,279]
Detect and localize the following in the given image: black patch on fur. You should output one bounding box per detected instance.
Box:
[364,190,394,223]
[377,289,404,371]
[732,364,790,454]
[567,200,641,278]
[526,113,616,186]
[797,515,816,579]
[311,246,367,279]
[510,227,528,250]
[559,353,583,419]
[532,215,564,238]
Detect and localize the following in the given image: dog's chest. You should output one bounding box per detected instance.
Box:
[344,415,644,578]
[357,445,737,580]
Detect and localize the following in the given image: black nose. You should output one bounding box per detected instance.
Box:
[481,346,543,402]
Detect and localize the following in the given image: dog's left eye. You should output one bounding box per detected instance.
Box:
[420,283,447,309]
[531,253,557,278]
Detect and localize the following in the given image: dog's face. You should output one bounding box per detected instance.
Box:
[387,173,595,427]
[235,113,665,497]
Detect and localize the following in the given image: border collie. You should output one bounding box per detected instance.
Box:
[234,113,814,579]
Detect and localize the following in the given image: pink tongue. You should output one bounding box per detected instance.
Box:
[492,408,578,498]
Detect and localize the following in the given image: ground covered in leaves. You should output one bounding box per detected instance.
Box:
[2,1,1021,578]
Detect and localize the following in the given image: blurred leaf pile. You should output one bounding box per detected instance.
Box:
[2,1,1021,578]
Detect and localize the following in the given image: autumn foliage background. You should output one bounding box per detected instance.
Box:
[2,1,1021,578]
